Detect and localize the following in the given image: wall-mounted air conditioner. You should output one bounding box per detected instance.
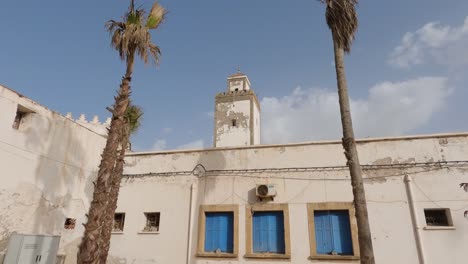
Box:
[256,184,276,198]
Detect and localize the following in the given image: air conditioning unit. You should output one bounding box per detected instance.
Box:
[256,184,276,198]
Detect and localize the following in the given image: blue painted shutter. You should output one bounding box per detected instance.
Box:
[253,211,285,253]
[331,210,353,255]
[314,211,333,254]
[314,210,353,255]
[204,212,233,253]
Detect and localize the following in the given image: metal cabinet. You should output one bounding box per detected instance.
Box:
[4,234,60,264]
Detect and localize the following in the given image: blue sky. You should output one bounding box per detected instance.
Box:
[1,0,468,150]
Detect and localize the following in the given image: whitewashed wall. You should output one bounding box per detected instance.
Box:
[215,100,251,147]
[0,85,107,263]
[111,133,468,264]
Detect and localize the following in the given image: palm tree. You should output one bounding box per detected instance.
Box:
[319,1,375,263]
[77,1,166,263]
[99,104,143,263]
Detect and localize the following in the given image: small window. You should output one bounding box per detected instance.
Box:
[235,88,239,91]
[12,105,33,130]
[424,209,452,226]
[252,211,285,254]
[143,212,160,232]
[12,110,26,129]
[314,210,353,255]
[64,218,76,229]
[205,212,234,253]
[232,119,237,127]
[113,213,125,232]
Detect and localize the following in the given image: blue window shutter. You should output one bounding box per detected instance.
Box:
[253,212,267,252]
[204,212,234,253]
[253,211,285,253]
[314,210,353,255]
[331,211,353,255]
[314,211,333,254]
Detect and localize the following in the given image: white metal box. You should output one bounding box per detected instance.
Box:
[3,234,60,264]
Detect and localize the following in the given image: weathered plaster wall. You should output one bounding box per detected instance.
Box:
[215,100,251,147]
[252,102,260,145]
[0,85,107,263]
[113,133,468,264]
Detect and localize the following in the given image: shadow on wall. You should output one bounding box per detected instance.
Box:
[23,111,98,261]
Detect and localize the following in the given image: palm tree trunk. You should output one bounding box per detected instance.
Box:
[332,30,375,264]
[99,126,130,263]
[78,55,134,264]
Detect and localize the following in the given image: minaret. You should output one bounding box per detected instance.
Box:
[213,71,261,147]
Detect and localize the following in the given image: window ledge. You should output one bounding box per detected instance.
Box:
[309,255,360,261]
[244,253,291,259]
[196,252,237,258]
[111,231,124,234]
[423,226,456,230]
[137,231,160,234]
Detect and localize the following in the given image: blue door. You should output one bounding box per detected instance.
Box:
[314,210,353,255]
[204,212,234,253]
[253,211,285,254]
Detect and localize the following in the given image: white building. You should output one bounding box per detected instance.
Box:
[0,72,467,264]
[0,85,108,263]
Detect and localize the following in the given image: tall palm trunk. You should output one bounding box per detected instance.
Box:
[78,55,134,264]
[332,31,375,264]
[99,125,130,263]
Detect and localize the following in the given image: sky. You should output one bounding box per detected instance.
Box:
[1,0,468,151]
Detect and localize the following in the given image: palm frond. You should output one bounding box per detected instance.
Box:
[106,0,165,64]
[124,104,143,134]
[146,2,166,29]
[321,0,358,53]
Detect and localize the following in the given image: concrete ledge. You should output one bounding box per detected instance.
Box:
[244,253,291,259]
[196,252,237,258]
[137,231,160,234]
[126,132,468,156]
[423,226,456,230]
[309,255,360,261]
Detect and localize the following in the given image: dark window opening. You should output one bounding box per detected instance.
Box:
[12,110,26,129]
[143,212,160,232]
[424,209,451,226]
[64,218,76,229]
[12,105,33,130]
[113,213,125,232]
[235,88,239,91]
[232,119,237,127]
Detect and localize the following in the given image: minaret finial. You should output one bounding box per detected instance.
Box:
[237,66,240,73]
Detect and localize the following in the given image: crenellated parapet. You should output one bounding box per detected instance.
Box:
[65,112,111,137]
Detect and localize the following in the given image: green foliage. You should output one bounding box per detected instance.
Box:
[106,0,166,64]
[124,104,143,135]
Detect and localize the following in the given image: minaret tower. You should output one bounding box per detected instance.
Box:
[213,71,261,147]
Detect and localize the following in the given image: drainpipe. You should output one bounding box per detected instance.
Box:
[404,175,426,264]
[186,182,197,264]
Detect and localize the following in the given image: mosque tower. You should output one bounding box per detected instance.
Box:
[213,71,261,147]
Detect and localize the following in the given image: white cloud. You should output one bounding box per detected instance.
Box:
[151,139,167,151]
[177,139,204,150]
[389,17,468,68]
[162,127,173,134]
[261,77,451,144]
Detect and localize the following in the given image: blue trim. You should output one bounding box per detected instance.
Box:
[253,211,285,254]
[204,212,234,253]
[314,210,353,255]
